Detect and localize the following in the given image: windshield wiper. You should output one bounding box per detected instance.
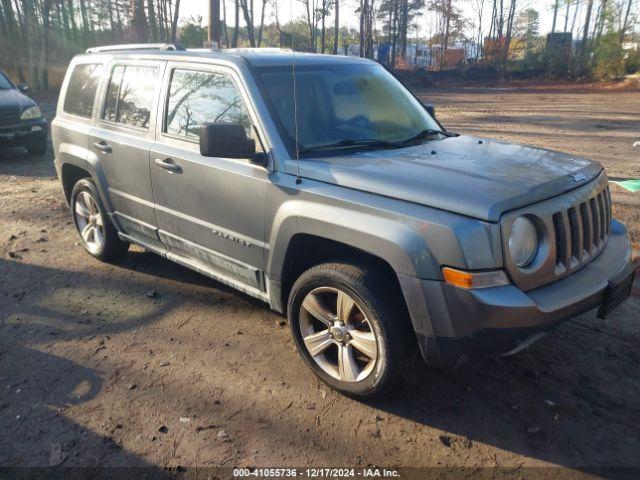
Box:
[399,128,458,145]
[299,138,403,154]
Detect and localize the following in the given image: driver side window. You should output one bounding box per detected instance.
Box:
[165,69,256,147]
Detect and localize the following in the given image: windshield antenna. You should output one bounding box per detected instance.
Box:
[289,0,301,184]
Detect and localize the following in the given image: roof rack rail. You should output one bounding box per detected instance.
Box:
[85,43,186,53]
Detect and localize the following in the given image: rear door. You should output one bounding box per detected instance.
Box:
[90,60,164,248]
[149,62,269,296]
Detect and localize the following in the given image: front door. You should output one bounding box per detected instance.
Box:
[150,64,269,295]
[91,61,164,248]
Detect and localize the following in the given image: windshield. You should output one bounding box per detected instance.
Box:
[255,63,441,156]
[0,71,14,90]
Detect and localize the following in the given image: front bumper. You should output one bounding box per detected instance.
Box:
[0,118,47,148]
[400,220,635,370]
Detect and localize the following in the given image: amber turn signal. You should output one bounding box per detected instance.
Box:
[442,267,510,289]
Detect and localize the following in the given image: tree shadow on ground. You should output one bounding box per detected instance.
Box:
[2,254,639,473]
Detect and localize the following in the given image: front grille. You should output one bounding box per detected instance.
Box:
[552,185,610,274]
[0,110,18,127]
[501,172,611,292]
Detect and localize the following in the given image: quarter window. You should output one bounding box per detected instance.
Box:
[102,65,157,129]
[165,69,252,141]
[63,64,103,118]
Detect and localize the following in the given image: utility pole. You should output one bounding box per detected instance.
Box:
[208,0,221,47]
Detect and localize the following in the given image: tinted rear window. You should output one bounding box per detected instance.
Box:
[63,64,103,117]
[102,65,157,129]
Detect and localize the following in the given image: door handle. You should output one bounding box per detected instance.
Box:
[154,157,183,174]
[93,140,112,153]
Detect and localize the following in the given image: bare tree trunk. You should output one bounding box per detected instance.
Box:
[563,0,570,32]
[156,0,165,40]
[579,0,593,54]
[239,0,255,46]
[1,0,24,81]
[503,0,516,64]
[115,0,124,37]
[148,0,159,41]
[551,0,559,32]
[257,0,266,46]
[400,0,407,57]
[442,0,452,68]
[305,0,314,51]
[222,0,229,47]
[619,0,633,42]
[594,0,607,40]
[320,0,326,53]
[131,0,148,42]
[170,0,179,41]
[570,1,580,35]
[41,0,51,90]
[233,0,239,46]
[78,0,90,44]
[17,0,36,86]
[366,0,374,58]
[359,0,365,57]
[332,0,338,54]
[390,0,397,65]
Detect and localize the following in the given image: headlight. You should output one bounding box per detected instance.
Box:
[508,216,539,268]
[20,106,42,120]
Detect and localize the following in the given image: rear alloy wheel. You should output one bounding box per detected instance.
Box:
[71,179,129,261]
[74,190,105,255]
[288,263,411,397]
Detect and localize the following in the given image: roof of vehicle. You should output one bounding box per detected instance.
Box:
[79,45,377,68]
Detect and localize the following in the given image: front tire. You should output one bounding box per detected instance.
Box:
[71,179,129,261]
[287,263,412,397]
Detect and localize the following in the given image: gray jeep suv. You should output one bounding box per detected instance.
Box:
[52,45,636,397]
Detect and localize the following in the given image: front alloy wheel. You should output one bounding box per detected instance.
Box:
[300,287,378,383]
[288,263,412,397]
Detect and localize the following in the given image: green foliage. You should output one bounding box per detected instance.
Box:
[513,8,543,69]
[594,30,626,80]
[625,48,640,74]
[179,21,207,48]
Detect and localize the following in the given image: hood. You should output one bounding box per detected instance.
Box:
[0,88,36,120]
[295,135,603,222]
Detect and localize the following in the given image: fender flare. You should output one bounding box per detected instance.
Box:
[266,200,442,283]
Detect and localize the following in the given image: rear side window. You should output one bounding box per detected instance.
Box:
[63,64,103,118]
[164,69,252,141]
[102,65,158,129]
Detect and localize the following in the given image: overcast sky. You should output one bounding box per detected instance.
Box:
[179,0,563,40]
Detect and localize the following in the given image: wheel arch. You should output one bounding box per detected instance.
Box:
[277,233,409,316]
[266,202,441,318]
[61,163,92,203]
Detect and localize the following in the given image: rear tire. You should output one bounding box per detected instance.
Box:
[287,262,412,398]
[71,179,129,261]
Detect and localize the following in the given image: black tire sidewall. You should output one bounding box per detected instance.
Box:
[288,264,406,397]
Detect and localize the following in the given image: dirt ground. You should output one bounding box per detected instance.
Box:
[1,89,639,477]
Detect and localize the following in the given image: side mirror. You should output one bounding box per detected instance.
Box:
[199,123,256,159]
[424,103,436,118]
[17,83,29,93]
